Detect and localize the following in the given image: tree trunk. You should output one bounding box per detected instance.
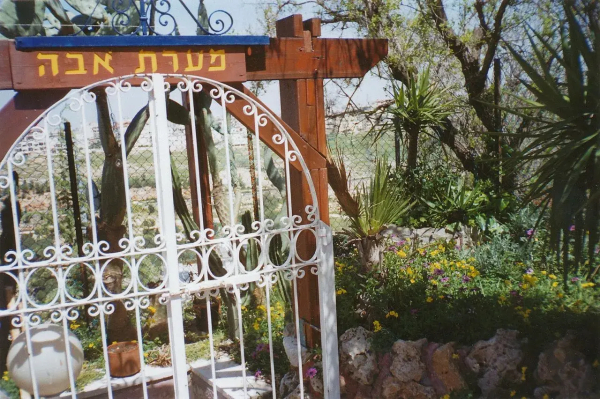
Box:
[406,123,420,173]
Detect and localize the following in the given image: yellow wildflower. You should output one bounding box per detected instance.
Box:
[373,320,382,332]
[426,297,434,303]
[148,306,156,314]
[410,279,416,284]
[521,366,527,381]
[581,282,595,288]
[504,280,512,286]
[407,267,414,275]
[452,353,459,359]
[241,306,247,311]
[2,371,8,381]
[438,244,445,250]
[386,311,399,318]
[336,288,347,295]
[523,274,538,286]
[522,284,529,290]
[253,321,260,331]
[132,340,137,343]
[438,295,445,299]
[257,305,266,312]
[549,274,557,279]
[70,323,80,330]
[442,395,450,399]
[112,341,117,345]
[430,250,439,257]
[552,282,559,287]
[88,343,94,348]
[397,250,407,258]
[541,271,547,275]
[510,391,516,397]
[419,250,426,256]
[144,352,149,358]
[542,395,549,399]
[431,280,438,286]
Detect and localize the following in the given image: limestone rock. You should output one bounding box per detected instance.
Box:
[465,329,523,397]
[390,338,427,382]
[534,331,594,398]
[339,327,379,386]
[283,385,310,399]
[431,342,467,393]
[380,376,436,399]
[279,371,299,398]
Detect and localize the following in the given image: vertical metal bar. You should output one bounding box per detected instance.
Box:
[204,294,218,399]
[79,93,113,399]
[265,279,276,398]
[317,222,340,398]
[6,161,39,399]
[151,74,190,399]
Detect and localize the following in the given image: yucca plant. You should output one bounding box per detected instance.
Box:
[386,67,454,172]
[328,155,413,269]
[505,0,600,280]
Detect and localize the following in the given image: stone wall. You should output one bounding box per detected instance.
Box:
[338,327,597,399]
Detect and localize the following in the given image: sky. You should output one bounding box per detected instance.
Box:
[0,0,388,115]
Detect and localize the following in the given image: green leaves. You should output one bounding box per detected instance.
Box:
[343,158,413,239]
[506,1,600,278]
[388,67,454,131]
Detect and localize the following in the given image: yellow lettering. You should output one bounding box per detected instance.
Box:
[37,53,59,77]
[65,53,87,75]
[135,51,157,73]
[208,49,226,72]
[162,51,179,72]
[184,50,203,72]
[93,53,114,75]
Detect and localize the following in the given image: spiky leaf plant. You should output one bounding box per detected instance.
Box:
[505,0,600,280]
[387,67,454,172]
[329,156,413,269]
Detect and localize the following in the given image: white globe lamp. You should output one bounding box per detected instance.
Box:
[7,323,84,396]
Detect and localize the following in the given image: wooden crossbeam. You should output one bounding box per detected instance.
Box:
[0,37,387,90]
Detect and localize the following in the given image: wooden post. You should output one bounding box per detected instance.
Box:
[277,15,329,348]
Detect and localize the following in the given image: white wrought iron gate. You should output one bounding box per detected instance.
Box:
[0,74,339,398]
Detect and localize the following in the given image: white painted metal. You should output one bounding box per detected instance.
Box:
[0,73,340,398]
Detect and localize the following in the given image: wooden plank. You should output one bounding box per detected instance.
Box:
[1,37,387,89]
[246,37,388,81]
[0,90,70,162]
[225,84,326,171]
[303,18,322,38]
[0,41,12,90]
[9,46,247,89]
[275,15,304,38]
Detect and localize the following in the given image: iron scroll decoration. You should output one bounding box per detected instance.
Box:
[73,0,233,36]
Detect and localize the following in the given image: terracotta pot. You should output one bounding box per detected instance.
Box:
[107,341,141,377]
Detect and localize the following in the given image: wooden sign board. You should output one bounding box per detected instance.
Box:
[9,46,247,89]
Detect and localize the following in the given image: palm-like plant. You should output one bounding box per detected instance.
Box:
[387,67,454,172]
[505,0,600,279]
[328,155,413,269]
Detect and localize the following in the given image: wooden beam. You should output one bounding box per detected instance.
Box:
[276,15,329,351]
[0,42,12,90]
[0,37,388,89]
[225,84,326,172]
[8,45,247,90]
[0,90,70,162]
[246,37,388,81]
